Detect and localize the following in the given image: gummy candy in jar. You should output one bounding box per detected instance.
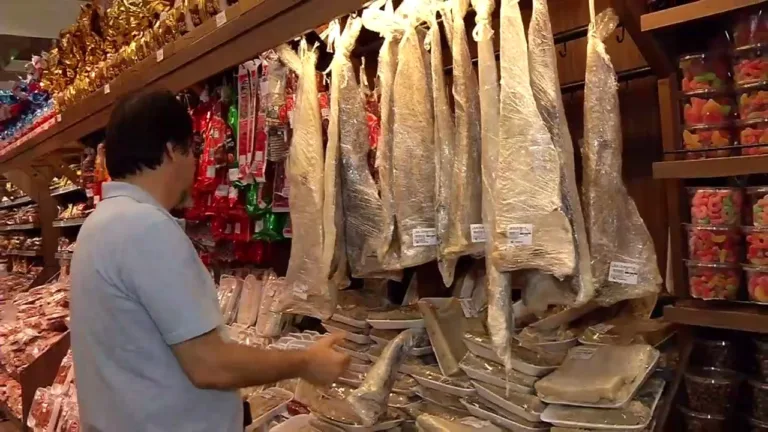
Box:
[733,44,768,85]
[682,93,736,127]
[688,187,744,226]
[737,81,768,120]
[739,118,768,155]
[749,187,768,226]
[685,260,741,300]
[679,52,730,94]
[685,224,742,263]
[732,11,768,49]
[745,226,768,265]
[744,265,768,303]
[681,123,735,159]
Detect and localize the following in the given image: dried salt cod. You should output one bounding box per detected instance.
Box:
[582,8,661,306]
[492,0,575,279]
[527,0,594,306]
[534,344,657,404]
[348,329,419,426]
[416,414,503,432]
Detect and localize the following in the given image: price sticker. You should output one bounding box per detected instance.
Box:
[293,283,308,300]
[156,49,164,62]
[228,168,239,181]
[507,224,533,246]
[608,261,639,285]
[234,223,241,234]
[470,224,486,243]
[228,186,237,199]
[412,228,437,247]
[104,84,111,94]
[215,11,227,27]
[56,114,62,123]
[591,323,614,334]
[569,346,597,360]
[206,165,216,178]
[254,219,264,232]
[215,184,229,197]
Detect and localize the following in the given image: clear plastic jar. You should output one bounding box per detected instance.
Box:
[732,9,768,49]
[683,93,737,127]
[739,119,768,155]
[733,45,768,85]
[691,338,734,369]
[686,261,741,300]
[682,123,735,159]
[679,53,730,94]
[748,187,768,226]
[756,338,768,378]
[745,227,768,265]
[745,266,768,303]
[751,379,768,421]
[688,187,744,226]
[685,224,742,263]
[739,81,768,120]
[684,367,744,415]
[679,405,726,432]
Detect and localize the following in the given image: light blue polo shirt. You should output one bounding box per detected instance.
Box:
[70,181,242,432]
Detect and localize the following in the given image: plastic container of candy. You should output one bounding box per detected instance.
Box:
[739,81,768,120]
[679,405,726,432]
[684,367,744,415]
[732,9,768,49]
[745,266,768,304]
[751,378,768,421]
[685,224,742,263]
[691,337,734,369]
[745,227,768,264]
[740,119,768,155]
[679,53,730,94]
[686,261,741,300]
[688,187,744,226]
[681,123,735,159]
[683,93,737,127]
[734,45,768,85]
[749,187,768,226]
[757,338,768,378]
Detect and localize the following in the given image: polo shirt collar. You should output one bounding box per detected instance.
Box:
[102,182,166,211]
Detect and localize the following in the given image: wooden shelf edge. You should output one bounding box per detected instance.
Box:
[653,154,768,178]
[641,0,766,32]
[664,300,768,333]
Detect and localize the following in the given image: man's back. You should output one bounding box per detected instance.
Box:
[70,182,241,432]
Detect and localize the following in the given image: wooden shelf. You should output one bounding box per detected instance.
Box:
[0,196,33,210]
[54,252,73,260]
[0,223,39,232]
[52,218,85,228]
[5,250,41,257]
[664,300,768,333]
[653,154,768,178]
[50,185,82,197]
[641,0,766,31]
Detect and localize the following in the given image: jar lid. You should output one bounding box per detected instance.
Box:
[684,259,740,269]
[747,186,768,193]
[738,118,768,128]
[686,186,743,192]
[685,367,743,385]
[681,88,733,98]
[678,404,726,421]
[736,80,768,92]
[741,225,768,234]
[733,42,768,54]
[683,223,740,231]
[682,122,733,132]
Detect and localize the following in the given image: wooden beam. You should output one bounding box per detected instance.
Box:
[641,0,766,31]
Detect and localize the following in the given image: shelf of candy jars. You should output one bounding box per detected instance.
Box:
[0,0,372,172]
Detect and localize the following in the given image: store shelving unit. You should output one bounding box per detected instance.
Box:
[52,218,86,228]
[641,0,765,31]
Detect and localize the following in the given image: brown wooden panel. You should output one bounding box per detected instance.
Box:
[653,154,768,179]
[665,300,768,333]
[641,0,766,31]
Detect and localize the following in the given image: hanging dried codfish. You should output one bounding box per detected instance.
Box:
[473,0,515,375]
[493,0,576,279]
[527,0,595,306]
[582,6,661,305]
[272,41,337,319]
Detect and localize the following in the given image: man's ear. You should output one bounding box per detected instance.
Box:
[165,142,176,162]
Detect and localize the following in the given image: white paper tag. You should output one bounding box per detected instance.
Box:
[156,49,164,62]
[85,189,94,198]
[93,196,101,204]
[206,165,216,178]
[228,168,239,181]
[104,84,111,94]
[56,114,62,123]
[321,107,330,118]
[470,224,487,243]
[412,228,438,247]
[215,184,229,197]
[459,298,477,318]
[507,224,533,245]
[228,186,237,199]
[234,223,241,234]
[570,346,596,360]
[254,150,264,161]
[293,283,308,300]
[238,155,247,166]
[254,220,264,232]
[215,11,227,27]
[608,261,639,285]
[591,323,614,334]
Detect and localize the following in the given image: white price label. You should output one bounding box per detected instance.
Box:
[591,323,614,334]
[254,220,264,232]
[459,298,477,318]
[321,107,330,118]
[254,150,264,161]
[470,224,486,243]
[228,186,238,199]
[206,165,216,178]
[85,189,94,198]
[412,228,438,247]
[215,11,227,27]
[569,346,597,360]
[293,283,308,300]
[156,49,164,62]
[56,114,62,123]
[507,224,533,246]
[234,223,241,234]
[228,168,239,181]
[608,261,639,285]
[215,184,229,197]
[238,155,247,166]
[104,84,111,94]
[94,196,101,204]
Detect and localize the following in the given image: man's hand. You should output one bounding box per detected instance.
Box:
[301,333,350,386]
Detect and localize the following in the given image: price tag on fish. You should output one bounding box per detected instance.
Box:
[507,224,533,246]
[608,261,639,285]
[470,224,487,243]
[569,346,597,360]
[412,228,438,247]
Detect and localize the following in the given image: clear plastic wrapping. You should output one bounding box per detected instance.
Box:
[582,8,662,305]
[256,272,288,337]
[236,273,263,326]
[492,0,575,278]
[221,275,243,324]
[527,0,594,305]
[273,40,337,319]
[348,329,418,426]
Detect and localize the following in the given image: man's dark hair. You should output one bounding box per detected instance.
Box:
[105,89,193,179]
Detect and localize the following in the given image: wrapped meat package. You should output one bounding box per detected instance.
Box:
[235,274,262,326]
[582,8,661,305]
[534,344,657,404]
[273,41,337,319]
[527,0,594,305]
[416,414,504,432]
[492,0,575,279]
[256,272,289,337]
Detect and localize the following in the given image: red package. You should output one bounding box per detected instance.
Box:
[28,387,60,431]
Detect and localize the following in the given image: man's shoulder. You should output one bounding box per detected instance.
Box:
[82,197,178,243]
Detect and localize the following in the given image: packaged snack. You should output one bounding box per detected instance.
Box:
[684,367,743,415]
[685,224,742,263]
[746,266,768,303]
[734,45,768,85]
[679,405,726,432]
[679,52,730,94]
[749,187,768,226]
[686,261,741,300]
[751,379,768,421]
[746,227,768,264]
[691,337,734,369]
[688,187,743,226]
[739,118,768,155]
[681,124,734,159]
[682,93,736,127]
[732,10,768,48]
[739,82,768,120]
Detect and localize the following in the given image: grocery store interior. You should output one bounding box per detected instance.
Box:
[1,0,768,430]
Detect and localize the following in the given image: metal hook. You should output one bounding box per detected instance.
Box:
[558,42,567,58]
[616,25,625,43]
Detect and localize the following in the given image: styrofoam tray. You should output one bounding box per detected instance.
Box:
[463,337,503,364]
[459,364,533,394]
[464,337,555,377]
[348,362,371,373]
[323,322,371,345]
[461,399,549,432]
[370,335,432,356]
[332,313,369,329]
[335,345,371,361]
[473,382,544,423]
[412,374,476,398]
[540,378,666,430]
[367,319,425,330]
[268,414,312,431]
[516,336,579,353]
[245,388,293,431]
[318,415,404,431]
[537,349,661,409]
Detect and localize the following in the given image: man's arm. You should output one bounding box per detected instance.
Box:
[172,331,350,390]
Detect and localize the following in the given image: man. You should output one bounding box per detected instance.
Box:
[70,90,349,432]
